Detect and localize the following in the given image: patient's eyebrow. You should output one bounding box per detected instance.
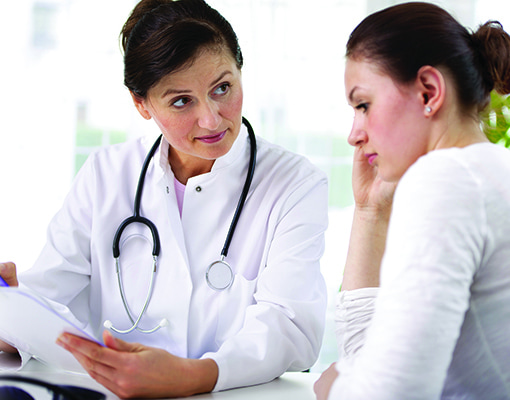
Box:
[348,86,359,103]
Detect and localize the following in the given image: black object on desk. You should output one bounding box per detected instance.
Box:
[0,375,105,400]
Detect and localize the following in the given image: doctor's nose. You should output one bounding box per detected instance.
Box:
[197,101,222,131]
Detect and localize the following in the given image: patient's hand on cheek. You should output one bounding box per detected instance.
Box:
[352,146,396,213]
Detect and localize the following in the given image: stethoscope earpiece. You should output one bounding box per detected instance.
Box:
[106,118,256,334]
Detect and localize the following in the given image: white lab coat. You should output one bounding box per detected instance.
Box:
[19,124,328,391]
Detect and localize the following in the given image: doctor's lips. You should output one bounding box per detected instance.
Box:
[196,130,227,144]
[365,153,377,165]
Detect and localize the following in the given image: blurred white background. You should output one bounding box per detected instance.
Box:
[1,0,509,371]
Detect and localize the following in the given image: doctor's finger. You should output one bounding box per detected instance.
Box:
[102,330,145,353]
[62,347,133,399]
[56,334,124,383]
[0,262,18,286]
[59,336,160,399]
[66,342,115,377]
[58,332,146,374]
[57,333,121,367]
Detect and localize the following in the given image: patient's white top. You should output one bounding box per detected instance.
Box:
[331,143,510,400]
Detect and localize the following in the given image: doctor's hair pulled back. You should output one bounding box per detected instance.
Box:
[346,2,510,114]
[121,0,243,99]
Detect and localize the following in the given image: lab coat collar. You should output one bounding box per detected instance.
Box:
[153,123,250,179]
[210,123,249,173]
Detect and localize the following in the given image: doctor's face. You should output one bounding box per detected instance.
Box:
[132,48,243,177]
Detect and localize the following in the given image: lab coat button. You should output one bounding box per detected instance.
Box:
[195,186,202,192]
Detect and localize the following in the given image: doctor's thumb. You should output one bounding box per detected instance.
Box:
[102,330,140,353]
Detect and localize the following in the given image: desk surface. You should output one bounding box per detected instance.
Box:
[1,359,320,399]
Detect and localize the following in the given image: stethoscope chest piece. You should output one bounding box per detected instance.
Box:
[206,257,234,291]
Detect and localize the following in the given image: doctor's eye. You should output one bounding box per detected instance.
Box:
[171,96,193,109]
[212,82,231,97]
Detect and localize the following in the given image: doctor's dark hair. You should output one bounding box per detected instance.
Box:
[346,2,510,114]
[121,0,243,99]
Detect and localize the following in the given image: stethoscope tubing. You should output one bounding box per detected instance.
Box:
[221,116,257,257]
[111,256,159,334]
[112,136,163,259]
[109,117,257,334]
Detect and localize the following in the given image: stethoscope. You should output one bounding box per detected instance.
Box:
[104,117,257,334]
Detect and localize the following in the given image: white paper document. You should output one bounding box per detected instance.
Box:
[0,287,103,373]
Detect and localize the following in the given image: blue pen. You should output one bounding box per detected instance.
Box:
[0,276,9,287]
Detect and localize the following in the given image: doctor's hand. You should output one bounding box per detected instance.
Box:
[0,262,18,287]
[314,362,339,400]
[57,331,218,399]
[0,262,19,353]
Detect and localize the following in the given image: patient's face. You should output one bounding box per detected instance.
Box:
[345,58,430,182]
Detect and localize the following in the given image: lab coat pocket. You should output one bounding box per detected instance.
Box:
[215,273,257,346]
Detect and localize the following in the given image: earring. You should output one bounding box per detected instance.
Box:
[425,106,432,113]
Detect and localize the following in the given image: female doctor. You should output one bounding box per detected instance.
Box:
[0,0,328,398]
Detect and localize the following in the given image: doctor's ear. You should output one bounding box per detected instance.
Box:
[416,66,446,116]
[130,91,152,120]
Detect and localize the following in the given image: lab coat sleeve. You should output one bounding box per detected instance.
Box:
[202,171,328,391]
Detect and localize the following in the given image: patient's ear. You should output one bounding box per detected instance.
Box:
[130,91,152,120]
[416,66,445,116]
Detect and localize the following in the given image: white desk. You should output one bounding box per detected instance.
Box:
[1,359,320,399]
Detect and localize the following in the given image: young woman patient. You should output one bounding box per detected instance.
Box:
[315,2,510,399]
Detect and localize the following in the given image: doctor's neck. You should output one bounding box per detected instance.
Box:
[168,149,215,185]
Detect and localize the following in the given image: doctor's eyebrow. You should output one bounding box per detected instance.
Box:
[161,70,233,99]
[210,70,233,88]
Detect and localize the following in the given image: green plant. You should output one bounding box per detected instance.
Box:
[480,91,510,148]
